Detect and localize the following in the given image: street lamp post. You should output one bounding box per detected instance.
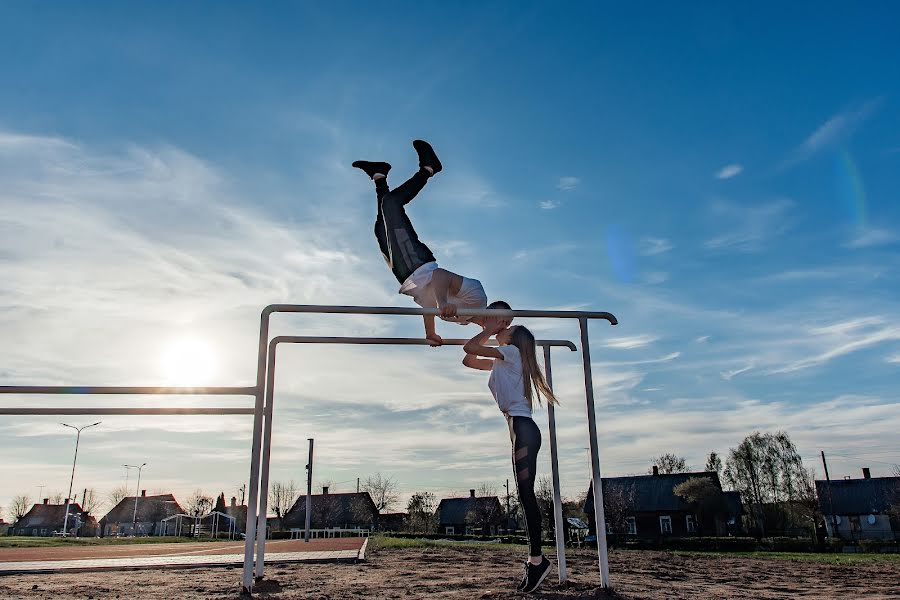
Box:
[125,463,147,536]
[61,421,101,537]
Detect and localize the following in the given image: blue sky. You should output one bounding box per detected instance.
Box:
[1,2,899,517]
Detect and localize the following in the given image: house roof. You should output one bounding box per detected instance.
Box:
[282,492,379,528]
[17,502,85,529]
[100,494,184,524]
[437,496,502,524]
[815,477,900,515]
[584,472,725,514]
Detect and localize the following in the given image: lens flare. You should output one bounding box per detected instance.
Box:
[835,150,867,227]
[606,224,636,283]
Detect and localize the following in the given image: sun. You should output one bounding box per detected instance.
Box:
[160,337,217,386]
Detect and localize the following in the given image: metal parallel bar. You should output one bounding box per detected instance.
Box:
[0,408,255,415]
[271,336,577,350]
[543,346,568,584]
[265,304,618,324]
[254,339,279,578]
[0,386,256,395]
[580,318,611,589]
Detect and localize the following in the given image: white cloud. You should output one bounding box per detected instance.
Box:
[695,336,710,344]
[782,99,882,168]
[602,335,658,350]
[556,176,580,191]
[720,364,753,380]
[704,198,794,252]
[639,237,673,256]
[641,271,669,285]
[512,243,576,261]
[886,354,900,364]
[715,164,743,179]
[539,199,561,210]
[844,227,899,249]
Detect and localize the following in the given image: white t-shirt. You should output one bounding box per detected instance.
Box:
[399,262,487,324]
[488,345,532,418]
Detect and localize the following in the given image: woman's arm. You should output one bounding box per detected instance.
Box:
[462,354,493,371]
[463,324,504,359]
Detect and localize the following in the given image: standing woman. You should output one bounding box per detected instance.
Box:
[463,319,557,593]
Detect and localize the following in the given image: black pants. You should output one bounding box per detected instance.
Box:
[510,416,543,557]
[374,169,437,284]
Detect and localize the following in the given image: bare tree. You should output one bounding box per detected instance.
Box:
[406,491,437,533]
[49,492,64,504]
[185,490,213,517]
[470,483,502,535]
[361,473,399,513]
[317,479,336,492]
[705,452,723,476]
[81,488,102,515]
[891,464,900,478]
[535,475,556,534]
[107,485,129,506]
[674,476,726,537]
[268,480,299,530]
[650,453,690,475]
[10,495,32,522]
[602,481,636,534]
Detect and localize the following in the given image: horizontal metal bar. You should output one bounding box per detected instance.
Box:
[0,408,256,415]
[270,336,578,351]
[0,386,256,395]
[265,304,617,325]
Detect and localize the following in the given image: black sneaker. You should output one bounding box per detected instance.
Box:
[352,160,391,179]
[521,556,551,594]
[412,139,442,174]
[516,560,529,591]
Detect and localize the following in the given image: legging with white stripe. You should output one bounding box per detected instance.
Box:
[510,415,542,556]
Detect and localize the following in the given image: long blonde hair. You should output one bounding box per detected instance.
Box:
[508,325,558,409]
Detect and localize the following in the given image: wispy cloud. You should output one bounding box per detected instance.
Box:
[704,198,794,252]
[641,271,669,285]
[721,364,753,380]
[844,227,899,249]
[715,164,743,179]
[639,237,673,256]
[782,99,883,169]
[539,199,561,210]
[771,317,900,374]
[886,354,900,364]
[512,243,576,261]
[556,176,580,191]
[602,335,658,350]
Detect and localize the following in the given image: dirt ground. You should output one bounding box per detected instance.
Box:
[1,545,898,600]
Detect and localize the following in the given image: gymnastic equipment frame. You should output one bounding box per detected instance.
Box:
[0,303,617,594]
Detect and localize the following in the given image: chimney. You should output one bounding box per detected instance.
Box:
[231,496,237,507]
[862,467,871,479]
[470,489,476,498]
[652,466,659,476]
[141,490,146,497]
[43,498,49,505]
[322,486,329,495]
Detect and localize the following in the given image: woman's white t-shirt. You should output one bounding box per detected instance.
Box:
[488,346,532,418]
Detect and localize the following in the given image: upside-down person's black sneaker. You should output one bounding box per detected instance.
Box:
[352,160,392,179]
[521,556,552,594]
[412,139,442,174]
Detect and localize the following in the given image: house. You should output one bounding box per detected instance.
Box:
[583,469,742,538]
[815,468,900,541]
[224,496,248,534]
[12,499,97,537]
[437,489,503,536]
[100,491,184,537]
[378,512,408,532]
[0,518,12,536]
[282,487,379,533]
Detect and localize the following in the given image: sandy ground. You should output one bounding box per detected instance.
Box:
[1,545,898,600]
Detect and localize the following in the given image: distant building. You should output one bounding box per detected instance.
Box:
[584,470,742,538]
[100,491,184,537]
[0,518,12,536]
[225,496,248,534]
[13,499,98,537]
[437,489,503,536]
[282,487,379,533]
[816,468,900,541]
[378,512,408,532]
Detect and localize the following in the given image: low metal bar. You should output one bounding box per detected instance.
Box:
[0,386,256,395]
[265,304,617,324]
[543,346,568,584]
[271,336,577,350]
[0,408,254,415]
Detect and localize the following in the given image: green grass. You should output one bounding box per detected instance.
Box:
[0,536,230,548]
[671,550,900,565]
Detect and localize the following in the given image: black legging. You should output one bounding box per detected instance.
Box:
[510,416,543,557]
[373,169,437,284]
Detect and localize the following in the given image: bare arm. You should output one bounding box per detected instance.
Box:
[462,354,493,371]
[423,314,442,346]
[431,268,461,318]
[463,326,504,359]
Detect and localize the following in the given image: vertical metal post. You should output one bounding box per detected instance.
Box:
[543,346,568,584]
[579,318,610,589]
[305,439,314,542]
[242,311,272,593]
[254,342,279,580]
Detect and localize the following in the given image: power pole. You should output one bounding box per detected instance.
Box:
[239,483,246,506]
[357,477,360,493]
[304,439,314,542]
[821,451,839,540]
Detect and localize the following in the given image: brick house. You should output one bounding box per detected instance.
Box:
[13,499,98,537]
[437,489,503,536]
[584,470,742,538]
[100,491,184,537]
[816,468,900,541]
[282,488,379,532]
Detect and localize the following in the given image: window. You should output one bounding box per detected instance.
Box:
[605,521,612,534]
[41,528,47,535]
[659,516,672,535]
[626,517,637,535]
[445,526,455,535]
[686,515,697,533]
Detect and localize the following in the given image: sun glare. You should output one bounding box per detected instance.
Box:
[160,337,217,386]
